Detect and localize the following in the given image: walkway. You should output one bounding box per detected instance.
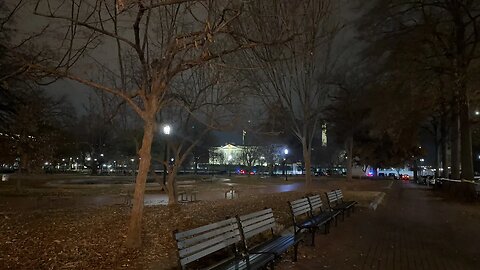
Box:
[280,181,480,269]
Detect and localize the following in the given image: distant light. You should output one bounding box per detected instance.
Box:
[62,159,65,162]
[475,111,480,116]
[260,156,265,160]
[284,149,289,155]
[163,124,171,135]
[100,154,104,157]
[44,162,49,166]
[420,158,425,162]
[94,159,97,161]
[228,155,232,161]
[418,146,422,149]
[130,159,135,162]
[170,158,174,162]
[86,157,91,161]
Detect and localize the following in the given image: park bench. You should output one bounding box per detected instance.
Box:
[289,197,331,246]
[178,185,199,202]
[174,217,274,270]
[325,189,357,220]
[306,194,341,227]
[238,208,302,262]
[225,187,239,199]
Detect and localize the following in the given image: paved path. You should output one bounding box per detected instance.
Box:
[280,181,480,269]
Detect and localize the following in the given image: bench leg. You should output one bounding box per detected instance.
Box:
[311,228,316,246]
[293,243,299,262]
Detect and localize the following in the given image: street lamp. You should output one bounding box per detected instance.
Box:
[163,124,171,135]
[228,155,232,176]
[283,148,289,181]
[162,124,171,188]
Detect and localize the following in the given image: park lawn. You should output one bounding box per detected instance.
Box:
[0,186,381,269]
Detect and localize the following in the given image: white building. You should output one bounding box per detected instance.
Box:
[209,144,287,166]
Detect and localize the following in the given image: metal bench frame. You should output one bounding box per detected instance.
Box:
[289,197,331,246]
[237,208,302,263]
[306,194,341,227]
[325,189,357,220]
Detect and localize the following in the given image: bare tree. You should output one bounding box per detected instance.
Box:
[242,0,341,186]
[239,146,260,170]
[19,0,285,248]
[161,65,242,204]
[326,71,370,181]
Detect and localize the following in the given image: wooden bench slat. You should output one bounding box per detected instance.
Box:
[240,212,274,227]
[239,208,272,220]
[177,223,239,249]
[290,198,309,207]
[180,236,241,265]
[251,235,296,254]
[179,230,240,258]
[291,202,310,211]
[292,206,310,216]
[175,217,237,240]
[244,221,275,239]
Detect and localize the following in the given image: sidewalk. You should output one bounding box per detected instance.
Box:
[280,181,480,269]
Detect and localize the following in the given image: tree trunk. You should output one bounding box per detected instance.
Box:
[433,131,440,178]
[346,135,353,181]
[413,159,418,182]
[20,152,29,174]
[434,144,439,178]
[450,103,460,179]
[303,145,312,186]
[15,177,22,193]
[167,165,178,205]
[125,117,156,249]
[440,112,449,178]
[458,85,473,180]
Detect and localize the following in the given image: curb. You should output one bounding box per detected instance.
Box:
[369,192,385,211]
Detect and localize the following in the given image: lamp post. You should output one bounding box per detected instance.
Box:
[162,124,171,188]
[228,155,232,176]
[284,148,289,181]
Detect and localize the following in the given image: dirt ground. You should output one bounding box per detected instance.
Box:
[0,174,386,269]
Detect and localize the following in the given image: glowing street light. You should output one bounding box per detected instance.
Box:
[475,111,479,116]
[162,124,172,188]
[227,155,233,176]
[163,124,171,135]
[283,148,289,181]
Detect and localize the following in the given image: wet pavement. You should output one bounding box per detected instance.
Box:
[280,181,480,269]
